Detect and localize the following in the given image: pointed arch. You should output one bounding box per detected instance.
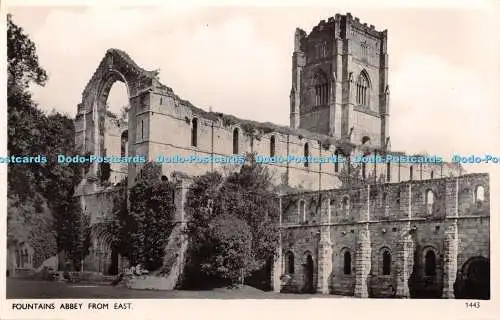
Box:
[232,127,239,154]
[191,117,198,147]
[270,135,276,157]
[304,142,310,168]
[356,70,371,107]
[312,69,329,107]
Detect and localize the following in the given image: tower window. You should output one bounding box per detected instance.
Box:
[232,128,239,154]
[356,71,370,107]
[191,118,198,147]
[313,72,329,107]
[409,165,413,180]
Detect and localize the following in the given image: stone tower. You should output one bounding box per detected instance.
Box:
[290,13,390,149]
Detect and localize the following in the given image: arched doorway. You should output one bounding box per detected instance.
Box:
[455,257,490,299]
[303,254,314,293]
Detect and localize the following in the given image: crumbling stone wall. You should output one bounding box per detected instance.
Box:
[73,15,469,280]
[279,173,490,298]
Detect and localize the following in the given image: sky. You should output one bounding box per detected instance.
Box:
[6,4,500,174]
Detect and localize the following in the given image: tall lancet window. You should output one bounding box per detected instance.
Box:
[356,71,370,107]
[313,71,329,107]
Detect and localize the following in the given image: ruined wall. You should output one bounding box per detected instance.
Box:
[279,173,490,297]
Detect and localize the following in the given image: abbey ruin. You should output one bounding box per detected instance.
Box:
[73,13,490,298]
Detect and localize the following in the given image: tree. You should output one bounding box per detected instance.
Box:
[200,214,253,285]
[7,15,85,269]
[183,161,280,288]
[113,163,176,271]
[7,13,47,92]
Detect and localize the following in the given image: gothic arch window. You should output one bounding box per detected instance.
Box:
[474,185,485,204]
[334,150,340,172]
[285,251,295,274]
[309,200,317,220]
[313,71,329,107]
[270,135,276,157]
[232,128,239,154]
[191,118,198,147]
[381,192,387,207]
[140,119,145,140]
[329,198,335,217]
[298,200,306,222]
[342,196,350,215]
[362,162,366,180]
[426,190,435,215]
[361,42,369,57]
[343,251,352,275]
[356,71,370,107]
[120,130,128,157]
[386,162,391,182]
[381,249,391,275]
[424,249,437,276]
[409,165,413,180]
[304,143,309,168]
[430,170,434,179]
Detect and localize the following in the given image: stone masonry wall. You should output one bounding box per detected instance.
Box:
[279,173,490,297]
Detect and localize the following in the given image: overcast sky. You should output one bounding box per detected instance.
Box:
[7,4,500,174]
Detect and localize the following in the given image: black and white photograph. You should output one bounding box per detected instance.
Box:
[1,1,499,319]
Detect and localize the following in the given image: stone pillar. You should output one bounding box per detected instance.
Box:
[442,178,459,298]
[354,224,371,297]
[442,223,458,298]
[317,230,333,294]
[173,175,191,223]
[271,194,284,292]
[290,28,305,129]
[317,197,333,294]
[395,231,413,298]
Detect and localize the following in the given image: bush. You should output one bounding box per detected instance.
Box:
[183,161,280,289]
[200,214,253,284]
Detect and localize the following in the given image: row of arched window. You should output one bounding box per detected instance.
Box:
[295,186,485,220]
[189,119,310,163]
[283,249,394,276]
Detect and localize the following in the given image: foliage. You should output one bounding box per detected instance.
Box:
[7,14,87,269]
[7,13,47,92]
[183,162,280,288]
[110,164,176,271]
[7,193,57,266]
[199,214,253,284]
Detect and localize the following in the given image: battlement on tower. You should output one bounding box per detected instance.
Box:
[296,13,388,41]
